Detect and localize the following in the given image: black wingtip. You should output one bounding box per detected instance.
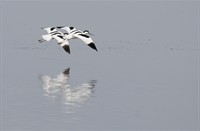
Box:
[88,42,98,52]
[62,45,70,54]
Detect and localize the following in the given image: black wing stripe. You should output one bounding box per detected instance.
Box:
[78,34,90,38]
[57,35,64,39]
[73,31,82,34]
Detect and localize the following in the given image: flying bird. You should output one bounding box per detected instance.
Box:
[39,27,70,53]
[57,26,98,52]
[39,26,98,54]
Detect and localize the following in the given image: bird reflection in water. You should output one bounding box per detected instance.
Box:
[39,68,97,114]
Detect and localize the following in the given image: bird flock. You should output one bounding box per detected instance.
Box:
[39,26,98,54]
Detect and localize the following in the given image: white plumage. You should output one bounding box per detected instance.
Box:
[39,26,98,54]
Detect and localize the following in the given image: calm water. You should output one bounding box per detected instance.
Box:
[1,1,199,131]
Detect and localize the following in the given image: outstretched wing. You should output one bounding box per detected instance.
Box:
[73,33,98,51]
[59,40,70,54]
[52,35,70,54]
[40,27,64,43]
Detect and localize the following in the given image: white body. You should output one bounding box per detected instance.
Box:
[59,27,95,45]
[39,26,98,54]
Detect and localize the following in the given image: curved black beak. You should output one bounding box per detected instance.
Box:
[88,32,94,36]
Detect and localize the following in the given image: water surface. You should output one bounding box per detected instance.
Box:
[1,1,199,131]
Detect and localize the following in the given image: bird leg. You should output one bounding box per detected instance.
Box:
[38,39,46,43]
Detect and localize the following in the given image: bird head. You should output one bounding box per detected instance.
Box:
[41,27,56,32]
[83,30,93,35]
[41,27,48,31]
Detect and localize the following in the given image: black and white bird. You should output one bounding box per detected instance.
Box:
[57,26,98,52]
[39,26,98,54]
[39,27,70,53]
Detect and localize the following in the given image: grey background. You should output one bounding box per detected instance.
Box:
[1,0,199,131]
